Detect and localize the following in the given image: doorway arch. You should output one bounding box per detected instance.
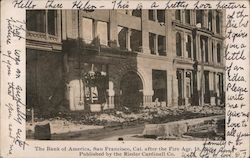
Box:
[120,71,143,110]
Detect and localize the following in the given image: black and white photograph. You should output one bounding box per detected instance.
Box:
[26,9,226,141]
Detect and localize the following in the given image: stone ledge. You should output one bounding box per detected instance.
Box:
[142,115,224,137]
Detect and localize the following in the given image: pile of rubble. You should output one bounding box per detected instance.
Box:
[30,105,225,127]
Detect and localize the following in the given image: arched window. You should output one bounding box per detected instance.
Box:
[185,10,191,24]
[208,10,213,31]
[175,10,181,21]
[176,32,182,56]
[216,12,220,33]
[217,43,221,63]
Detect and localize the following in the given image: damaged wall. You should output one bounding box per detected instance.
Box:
[26,49,65,116]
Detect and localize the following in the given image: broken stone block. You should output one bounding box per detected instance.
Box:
[34,123,51,140]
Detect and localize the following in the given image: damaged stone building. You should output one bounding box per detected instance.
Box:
[26,9,225,114]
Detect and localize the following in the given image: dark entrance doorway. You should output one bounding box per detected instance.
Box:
[120,71,143,111]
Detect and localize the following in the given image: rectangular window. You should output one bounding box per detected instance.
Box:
[27,10,57,35]
[149,10,155,21]
[186,35,192,58]
[97,21,108,46]
[217,44,221,63]
[208,11,213,31]
[82,18,93,44]
[152,70,167,102]
[157,10,165,23]
[175,10,181,21]
[196,10,203,28]
[26,10,46,33]
[185,10,191,24]
[130,29,142,52]
[216,12,221,34]
[158,35,166,56]
[132,10,141,17]
[176,32,182,56]
[48,10,57,35]
[149,33,156,54]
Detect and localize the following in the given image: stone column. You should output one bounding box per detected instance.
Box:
[214,41,217,64]
[203,10,208,29]
[210,71,216,105]
[181,32,185,57]
[143,90,154,107]
[212,11,216,33]
[166,73,172,106]
[196,34,201,61]
[141,10,150,54]
[183,69,188,106]
[127,29,131,51]
[172,71,178,106]
[109,10,118,47]
[182,10,185,24]
[208,37,212,63]
[190,35,193,59]
[155,34,159,55]
[107,81,115,109]
[93,20,98,39]
[165,10,174,58]
[154,10,158,22]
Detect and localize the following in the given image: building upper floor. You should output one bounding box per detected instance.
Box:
[26,9,225,66]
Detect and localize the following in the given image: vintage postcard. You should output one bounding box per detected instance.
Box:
[0,0,249,157]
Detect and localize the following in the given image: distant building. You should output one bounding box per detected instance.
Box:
[26,9,225,113]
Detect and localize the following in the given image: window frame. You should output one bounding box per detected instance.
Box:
[26,10,57,36]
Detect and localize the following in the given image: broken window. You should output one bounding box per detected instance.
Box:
[26,10,46,33]
[196,10,203,28]
[130,29,142,52]
[132,10,141,17]
[118,26,127,50]
[148,10,155,21]
[83,63,108,104]
[157,10,165,23]
[185,10,191,24]
[208,10,213,31]
[217,43,221,63]
[158,35,166,56]
[149,33,156,54]
[176,32,182,56]
[152,70,167,103]
[175,10,181,21]
[82,17,93,44]
[97,21,108,46]
[186,34,192,58]
[204,71,210,104]
[216,12,220,33]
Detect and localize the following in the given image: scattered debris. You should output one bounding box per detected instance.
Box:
[27,105,225,139]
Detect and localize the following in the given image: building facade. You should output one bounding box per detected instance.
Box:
[26,9,225,113]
